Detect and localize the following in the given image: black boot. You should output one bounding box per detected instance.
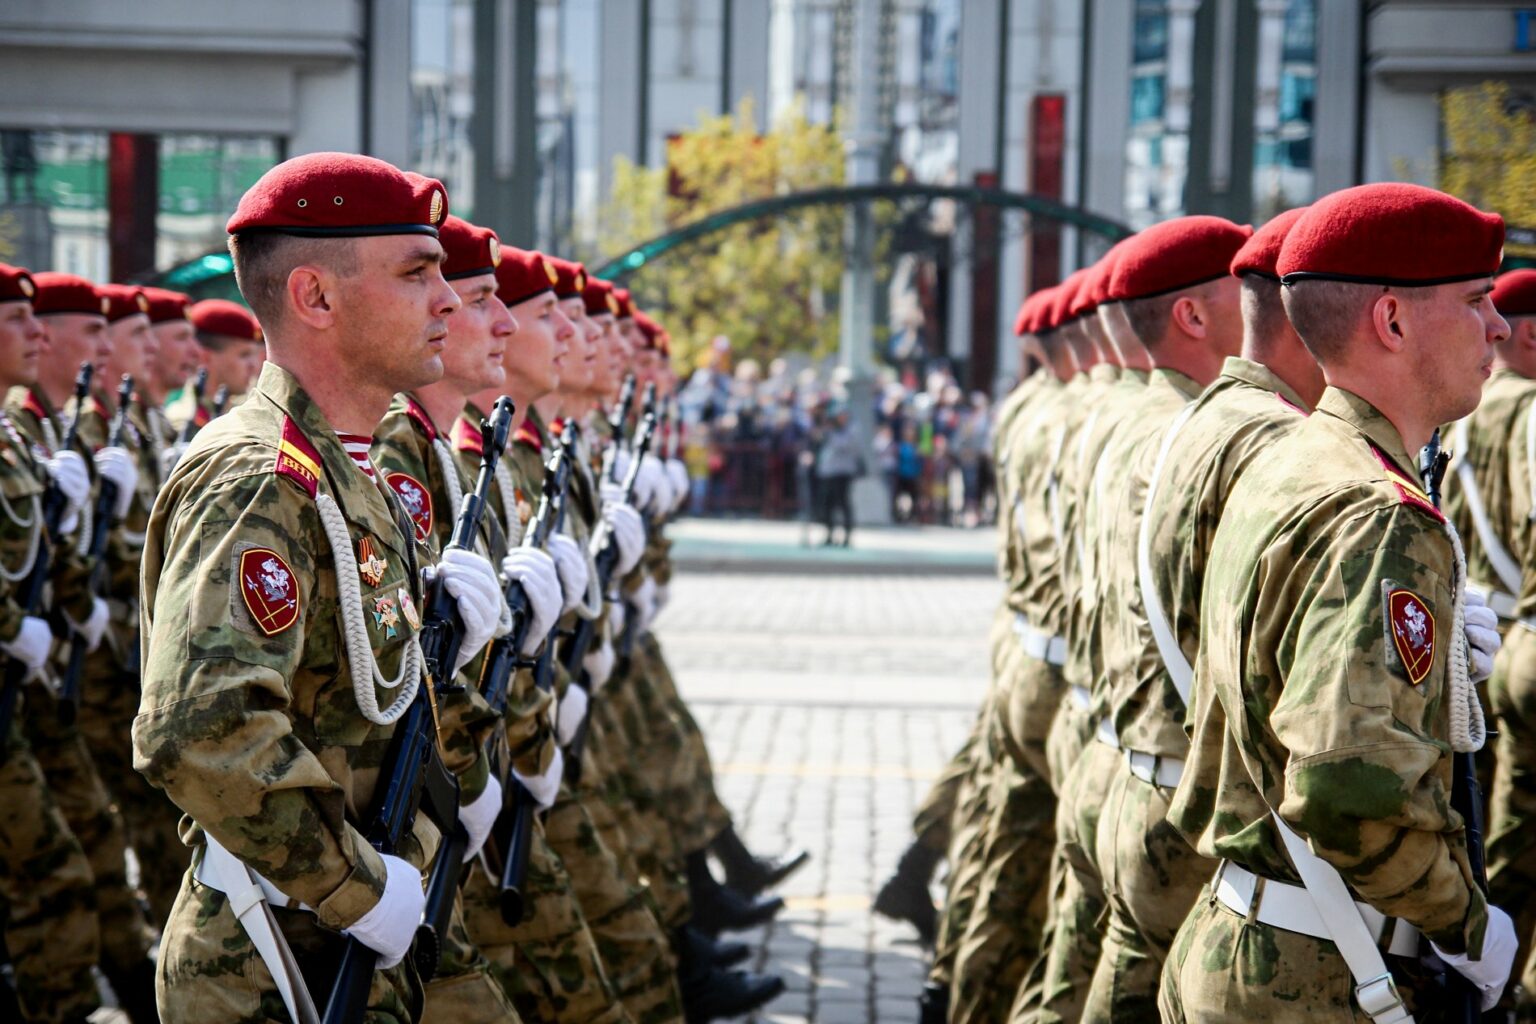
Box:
[687,850,783,936]
[675,927,785,1022]
[105,958,160,1024]
[917,981,950,1024]
[873,841,941,947]
[710,825,810,898]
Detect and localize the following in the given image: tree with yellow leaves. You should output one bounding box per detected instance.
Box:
[1441,81,1536,259]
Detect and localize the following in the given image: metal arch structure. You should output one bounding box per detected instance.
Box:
[590,182,1134,282]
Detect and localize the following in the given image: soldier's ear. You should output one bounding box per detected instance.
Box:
[285,265,337,331]
[1371,292,1407,353]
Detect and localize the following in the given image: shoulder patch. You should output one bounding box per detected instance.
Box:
[1384,584,1435,686]
[275,416,322,499]
[514,421,543,453]
[238,547,300,636]
[1369,445,1444,523]
[403,396,437,442]
[386,471,434,541]
[453,415,483,456]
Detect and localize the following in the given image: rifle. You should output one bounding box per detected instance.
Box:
[57,374,133,725]
[211,385,232,418]
[483,434,577,925]
[607,374,637,483]
[1421,428,1488,1021]
[176,368,208,444]
[613,384,659,665]
[562,408,657,785]
[322,398,514,1017]
[0,365,92,752]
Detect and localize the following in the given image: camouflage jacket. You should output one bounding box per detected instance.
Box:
[164,376,216,440]
[1002,373,1071,630]
[1107,357,1306,759]
[133,361,492,929]
[1167,386,1487,955]
[992,367,1054,583]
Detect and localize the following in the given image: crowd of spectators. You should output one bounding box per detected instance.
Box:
[677,337,997,528]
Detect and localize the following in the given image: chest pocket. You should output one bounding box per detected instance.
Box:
[0,459,44,581]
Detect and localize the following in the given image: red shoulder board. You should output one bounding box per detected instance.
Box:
[87,396,109,420]
[239,547,300,636]
[19,390,46,424]
[1275,392,1305,415]
[386,471,434,541]
[193,404,211,428]
[274,416,322,499]
[1370,445,1444,523]
[514,420,543,453]
[1386,587,1435,685]
[403,395,437,441]
[452,416,483,456]
[549,417,566,435]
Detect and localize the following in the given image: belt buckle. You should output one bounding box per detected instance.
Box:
[1354,972,1406,1019]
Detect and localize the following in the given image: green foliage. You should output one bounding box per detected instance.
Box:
[1440,82,1536,258]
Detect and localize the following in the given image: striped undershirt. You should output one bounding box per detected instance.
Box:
[336,431,376,480]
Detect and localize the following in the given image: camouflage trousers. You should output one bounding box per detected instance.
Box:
[1486,624,1536,1014]
[1083,758,1205,1021]
[461,820,632,1024]
[913,721,977,857]
[949,648,1062,1024]
[0,729,100,1024]
[1160,888,1448,1023]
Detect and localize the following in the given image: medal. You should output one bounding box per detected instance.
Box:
[398,588,420,630]
[372,595,400,639]
[357,537,388,588]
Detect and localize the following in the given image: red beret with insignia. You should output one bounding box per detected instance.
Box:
[613,287,636,319]
[226,152,448,238]
[494,246,558,308]
[142,287,191,324]
[1110,215,1253,302]
[1231,207,1308,281]
[98,283,151,323]
[1277,184,1504,286]
[30,272,106,318]
[1493,269,1536,318]
[0,263,36,305]
[189,299,263,343]
[583,277,618,317]
[547,257,587,300]
[438,215,501,281]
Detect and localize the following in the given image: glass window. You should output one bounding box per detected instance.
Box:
[1131,74,1166,126]
[1133,1,1169,64]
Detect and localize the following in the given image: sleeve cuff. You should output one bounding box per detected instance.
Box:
[313,830,388,931]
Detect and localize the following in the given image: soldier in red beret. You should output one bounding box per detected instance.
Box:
[1163,184,1517,1018]
[134,153,516,1024]
[163,298,266,438]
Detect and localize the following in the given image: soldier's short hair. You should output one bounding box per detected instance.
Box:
[227,232,360,331]
[1240,277,1290,353]
[1122,278,1224,348]
[1282,278,1430,362]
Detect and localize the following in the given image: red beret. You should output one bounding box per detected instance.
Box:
[31,272,106,318]
[98,284,150,323]
[613,287,636,319]
[1492,269,1536,318]
[0,263,37,305]
[1063,267,1098,321]
[1110,216,1253,302]
[583,278,619,317]
[226,152,448,238]
[141,287,191,324]
[1084,241,1129,307]
[438,216,501,281]
[1013,289,1051,336]
[189,299,263,343]
[1231,207,1308,280]
[494,246,558,308]
[633,312,661,349]
[547,257,587,300]
[1277,183,1504,286]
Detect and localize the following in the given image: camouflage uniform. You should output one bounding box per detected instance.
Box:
[1162,388,1488,1020]
[163,377,216,439]
[134,362,501,1023]
[1442,366,1536,1006]
[1087,358,1305,1019]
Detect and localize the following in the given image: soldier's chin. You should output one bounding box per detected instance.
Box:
[406,353,446,390]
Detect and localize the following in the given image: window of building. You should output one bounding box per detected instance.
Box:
[1125,0,1186,229]
[1252,0,1316,219]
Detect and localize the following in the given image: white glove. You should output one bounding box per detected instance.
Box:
[1433,904,1518,1011]
[632,576,658,635]
[613,451,666,516]
[343,853,426,970]
[46,451,89,522]
[512,746,565,811]
[596,498,645,577]
[458,776,502,863]
[582,639,615,692]
[501,548,561,657]
[607,600,626,642]
[1464,589,1501,684]
[66,597,109,654]
[665,458,690,512]
[160,441,190,478]
[557,685,589,747]
[547,534,590,616]
[421,547,503,674]
[1,616,52,678]
[92,447,138,521]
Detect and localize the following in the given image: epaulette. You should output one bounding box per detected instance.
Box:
[402,394,437,441]
[453,415,483,456]
[193,403,211,428]
[275,416,322,499]
[549,417,566,436]
[19,390,46,424]
[1275,392,1306,415]
[1370,445,1444,523]
[87,396,109,420]
[513,420,542,453]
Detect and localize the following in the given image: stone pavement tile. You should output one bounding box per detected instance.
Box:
[819,1001,875,1024]
[874,996,918,1022]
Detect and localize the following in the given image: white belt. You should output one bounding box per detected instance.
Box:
[1095,716,1120,750]
[1214,860,1420,959]
[1014,613,1066,665]
[1068,684,1091,711]
[194,835,321,1024]
[1125,748,1183,788]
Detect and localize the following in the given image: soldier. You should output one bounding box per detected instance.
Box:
[163,298,264,438]
[1444,267,1536,1010]
[1161,183,1516,1019]
[134,153,513,1023]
